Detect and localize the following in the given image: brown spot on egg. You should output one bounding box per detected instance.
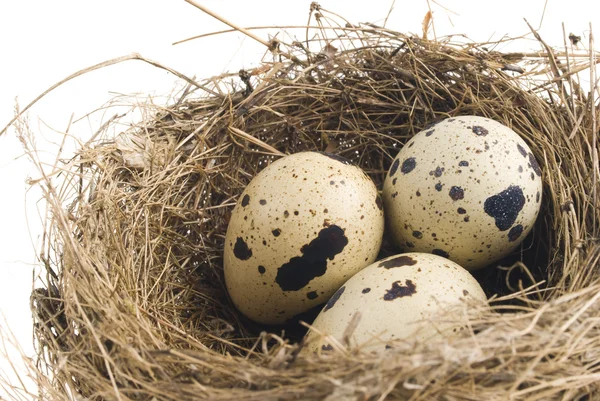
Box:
[463,289,469,296]
[272,228,281,237]
[528,152,542,176]
[258,265,266,274]
[241,194,250,207]
[389,159,400,176]
[233,237,252,260]
[457,207,467,214]
[379,255,417,269]
[430,166,445,177]
[472,126,489,136]
[432,249,449,258]
[307,291,318,300]
[412,231,423,239]
[324,285,346,312]
[259,199,267,205]
[276,225,348,291]
[484,185,526,231]
[508,224,524,242]
[449,186,465,201]
[383,280,417,300]
[401,157,417,174]
[435,182,443,192]
[362,287,371,294]
[321,344,333,351]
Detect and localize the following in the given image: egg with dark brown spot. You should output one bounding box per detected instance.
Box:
[304,253,487,353]
[224,152,384,324]
[383,116,542,270]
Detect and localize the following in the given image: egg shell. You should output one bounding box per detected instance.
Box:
[304,252,487,353]
[224,151,385,324]
[383,116,543,270]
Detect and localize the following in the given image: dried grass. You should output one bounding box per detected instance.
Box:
[3,5,600,400]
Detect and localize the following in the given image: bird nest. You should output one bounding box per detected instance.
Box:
[6,6,600,401]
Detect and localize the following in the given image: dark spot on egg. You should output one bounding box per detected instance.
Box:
[508,224,524,242]
[275,225,349,291]
[464,216,470,222]
[517,144,527,157]
[259,199,267,205]
[323,285,346,311]
[472,126,489,136]
[330,180,335,185]
[272,228,281,237]
[389,159,400,176]
[379,255,417,268]
[459,160,469,167]
[435,182,443,192]
[383,280,417,300]
[457,207,467,214]
[307,291,318,300]
[412,231,423,239]
[362,287,371,294]
[241,194,250,207]
[233,237,252,260]
[406,241,415,248]
[376,194,383,210]
[528,152,542,176]
[483,185,526,231]
[321,344,333,351]
[316,151,352,165]
[518,165,524,173]
[284,210,290,218]
[401,158,417,174]
[392,178,397,185]
[432,249,449,258]
[536,191,540,203]
[463,289,469,296]
[425,129,435,137]
[416,190,421,197]
[449,186,465,201]
[294,211,299,216]
[430,166,445,177]
[530,172,535,180]
[258,265,266,274]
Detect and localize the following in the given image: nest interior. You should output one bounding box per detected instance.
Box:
[20,7,600,401]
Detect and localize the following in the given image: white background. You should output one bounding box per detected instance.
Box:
[0,0,597,398]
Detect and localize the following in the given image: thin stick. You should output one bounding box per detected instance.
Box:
[590,23,598,233]
[0,53,221,137]
[183,0,272,49]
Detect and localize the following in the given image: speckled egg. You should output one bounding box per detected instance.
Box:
[224,151,384,325]
[383,116,543,270]
[304,253,487,353]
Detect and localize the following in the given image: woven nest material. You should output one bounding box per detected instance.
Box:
[7,6,600,401]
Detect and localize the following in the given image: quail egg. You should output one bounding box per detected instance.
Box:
[383,116,543,270]
[224,151,384,324]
